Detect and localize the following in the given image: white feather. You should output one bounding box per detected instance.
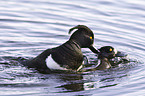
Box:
[114,48,117,54]
[45,55,67,70]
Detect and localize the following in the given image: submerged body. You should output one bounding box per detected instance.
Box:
[80,46,125,72]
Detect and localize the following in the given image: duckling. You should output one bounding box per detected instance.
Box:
[80,46,125,72]
[96,46,117,70]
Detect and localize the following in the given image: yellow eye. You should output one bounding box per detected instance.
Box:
[90,36,92,39]
[109,48,112,51]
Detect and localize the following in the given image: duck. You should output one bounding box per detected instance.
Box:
[96,46,117,70]
[21,25,99,73]
[80,46,125,71]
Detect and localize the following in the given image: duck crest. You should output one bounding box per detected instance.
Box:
[21,25,99,73]
[69,25,93,35]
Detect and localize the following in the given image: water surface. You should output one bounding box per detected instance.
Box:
[0,0,145,95]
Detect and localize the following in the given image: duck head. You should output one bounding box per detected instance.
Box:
[98,46,117,59]
[98,46,126,59]
[69,25,99,53]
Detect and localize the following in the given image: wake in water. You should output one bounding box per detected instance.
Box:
[0,48,140,93]
[0,48,135,74]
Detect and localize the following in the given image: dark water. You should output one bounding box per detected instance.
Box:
[0,0,145,95]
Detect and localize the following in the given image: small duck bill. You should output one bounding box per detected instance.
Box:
[79,46,127,72]
[115,51,127,57]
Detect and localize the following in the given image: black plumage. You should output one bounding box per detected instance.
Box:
[21,25,98,73]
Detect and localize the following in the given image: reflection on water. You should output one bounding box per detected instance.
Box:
[0,0,145,95]
[0,55,137,95]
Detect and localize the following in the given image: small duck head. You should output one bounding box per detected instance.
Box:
[98,46,117,59]
[69,25,99,53]
[98,46,126,59]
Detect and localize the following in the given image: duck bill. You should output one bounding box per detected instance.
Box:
[115,51,127,57]
[89,45,99,54]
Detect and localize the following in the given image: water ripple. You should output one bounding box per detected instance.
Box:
[0,0,145,95]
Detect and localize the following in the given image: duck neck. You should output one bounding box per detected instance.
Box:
[68,39,82,48]
[69,40,81,49]
[96,57,111,70]
[51,40,83,70]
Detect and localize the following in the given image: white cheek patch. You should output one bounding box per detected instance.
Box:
[45,55,68,70]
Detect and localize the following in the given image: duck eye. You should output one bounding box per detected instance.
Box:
[90,36,92,39]
[109,48,112,52]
